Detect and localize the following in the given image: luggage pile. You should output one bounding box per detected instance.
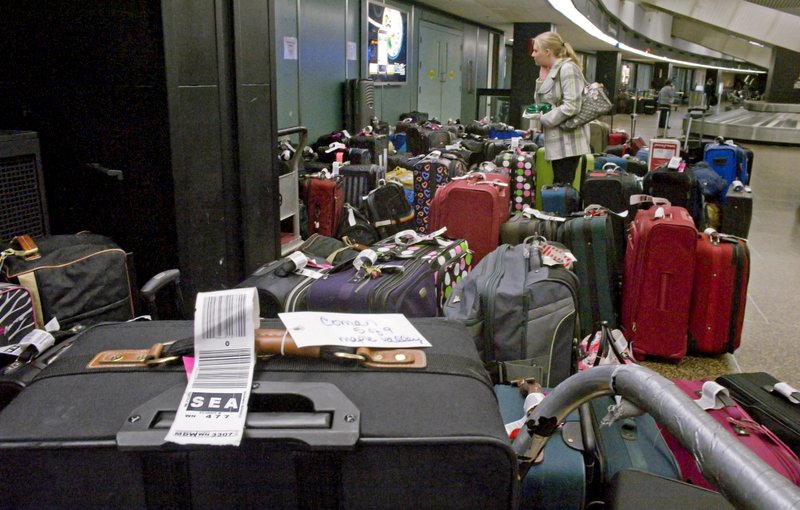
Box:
[2,108,795,510]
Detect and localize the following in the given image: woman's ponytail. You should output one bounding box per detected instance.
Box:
[562,42,582,71]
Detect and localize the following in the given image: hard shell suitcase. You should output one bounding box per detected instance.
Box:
[300,173,344,238]
[661,379,800,492]
[562,214,621,337]
[621,205,697,362]
[307,236,471,317]
[363,181,415,239]
[444,238,579,386]
[494,150,536,214]
[429,173,510,265]
[688,231,749,355]
[499,209,565,246]
[339,164,385,207]
[0,318,517,510]
[721,187,753,238]
[534,148,593,210]
[716,372,800,456]
[540,184,581,216]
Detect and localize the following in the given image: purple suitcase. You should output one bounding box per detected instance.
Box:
[306,236,470,317]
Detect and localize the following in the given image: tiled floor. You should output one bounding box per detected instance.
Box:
[607,103,800,387]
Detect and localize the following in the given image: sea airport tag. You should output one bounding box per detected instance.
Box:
[166,288,258,446]
[278,312,431,349]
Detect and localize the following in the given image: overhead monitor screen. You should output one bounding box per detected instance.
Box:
[367,3,407,83]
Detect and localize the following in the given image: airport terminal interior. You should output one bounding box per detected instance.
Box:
[1,1,800,506]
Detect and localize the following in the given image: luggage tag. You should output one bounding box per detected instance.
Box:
[694,381,736,410]
[582,204,628,219]
[0,329,55,366]
[521,206,567,222]
[764,382,800,405]
[538,240,576,270]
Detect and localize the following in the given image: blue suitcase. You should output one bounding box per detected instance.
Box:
[594,155,628,171]
[703,141,749,186]
[495,385,587,510]
[541,184,581,216]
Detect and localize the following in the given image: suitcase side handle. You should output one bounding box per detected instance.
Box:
[117,381,360,450]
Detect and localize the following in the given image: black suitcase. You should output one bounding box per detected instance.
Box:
[340,164,385,207]
[720,187,753,238]
[0,319,517,510]
[716,372,800,456]
[642,165,706,229]
[350,134,389,165]
[499,211,565,246]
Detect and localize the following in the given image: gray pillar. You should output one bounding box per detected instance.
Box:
[596,51,622,104]
[509,23,552,129]
[765,47,800,103]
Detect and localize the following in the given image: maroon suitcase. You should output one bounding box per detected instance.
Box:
[429,173,510,265]
[661,379,800,491]
[688,231,750,354]
[607,131,628,146]
[300,173,344,238]
[621,205,697,362]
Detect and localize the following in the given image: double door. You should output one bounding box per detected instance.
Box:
[418,21,462,122]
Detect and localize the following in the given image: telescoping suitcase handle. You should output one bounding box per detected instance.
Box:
[117,381,360,450]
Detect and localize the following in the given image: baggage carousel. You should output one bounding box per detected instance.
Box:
[684,100,800,145]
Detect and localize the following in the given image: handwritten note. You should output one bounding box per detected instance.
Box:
[278,312,431,349]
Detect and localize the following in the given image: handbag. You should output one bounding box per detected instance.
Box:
[557,70,613,130]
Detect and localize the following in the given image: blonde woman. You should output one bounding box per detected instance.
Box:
[530,31,591,183]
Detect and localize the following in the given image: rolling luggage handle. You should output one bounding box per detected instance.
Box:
[511,365,800,510]
[117,381,360,450]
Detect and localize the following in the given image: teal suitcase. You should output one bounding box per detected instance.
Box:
[562,213,621,338]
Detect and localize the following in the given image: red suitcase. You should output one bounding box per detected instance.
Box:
[689,231,750,354]
[429,172,510,265]
[622,204,697,361]
[608,131,629,146]
[661,379,800,491]
[300,173,344,237]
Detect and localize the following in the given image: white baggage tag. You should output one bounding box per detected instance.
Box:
[0,329,55,360]
[278,312,430,349]
[511,137,521,149]
[166,288,259,446]
[332,162,341,175]
[522,206,567,222]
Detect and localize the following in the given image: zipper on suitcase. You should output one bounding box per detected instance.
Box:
[483,245,508,361]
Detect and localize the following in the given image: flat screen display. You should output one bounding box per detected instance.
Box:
[367,3,407,83]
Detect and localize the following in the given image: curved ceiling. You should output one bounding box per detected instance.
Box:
[414,0,796,70]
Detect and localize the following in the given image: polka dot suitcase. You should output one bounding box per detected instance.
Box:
[494,150,536,214]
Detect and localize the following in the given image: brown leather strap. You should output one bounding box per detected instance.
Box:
[12,234,40,261]
[86,328,427,369]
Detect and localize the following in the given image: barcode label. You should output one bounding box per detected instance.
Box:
[192,348,252,389]
[201,294,246,339]
[167,288,259,447]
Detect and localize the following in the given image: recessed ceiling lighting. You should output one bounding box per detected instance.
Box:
[546,0,765,73]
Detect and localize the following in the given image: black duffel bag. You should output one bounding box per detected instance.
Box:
[1,233,134,330]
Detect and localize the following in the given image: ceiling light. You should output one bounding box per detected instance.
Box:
[546,0,765,74]
[748,40,765,47]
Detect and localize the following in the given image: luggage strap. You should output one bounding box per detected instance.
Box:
[486,359,546,386]
[84,328,428,370]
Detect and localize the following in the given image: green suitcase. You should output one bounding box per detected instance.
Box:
[562,213,620,338]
